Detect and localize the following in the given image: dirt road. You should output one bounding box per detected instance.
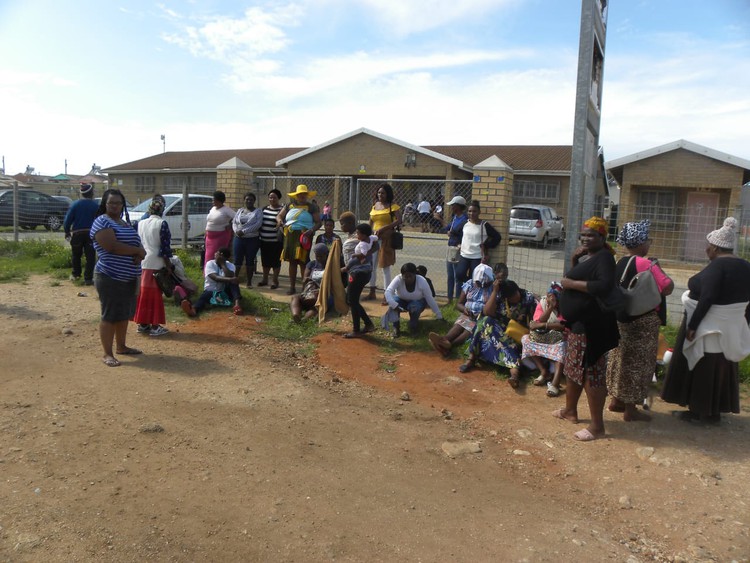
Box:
[1,276,748,561]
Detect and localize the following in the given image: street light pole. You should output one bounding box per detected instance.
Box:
[161,134,166,154]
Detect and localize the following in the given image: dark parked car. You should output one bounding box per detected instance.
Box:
[0,189,71,231]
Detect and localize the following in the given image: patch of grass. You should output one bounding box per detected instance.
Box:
[0,239,71,282]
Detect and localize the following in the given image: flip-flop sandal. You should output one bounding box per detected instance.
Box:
[233,305,243,316]
[117,347,142,355]
[573,428,601,442]
[533,374,550,386]
[102,357,121,367]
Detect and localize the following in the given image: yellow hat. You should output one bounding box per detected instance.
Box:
[288,184,317,198]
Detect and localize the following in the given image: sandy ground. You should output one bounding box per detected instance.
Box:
[1,275,749,562]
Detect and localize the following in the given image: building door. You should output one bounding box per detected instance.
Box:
[684,192,719,261]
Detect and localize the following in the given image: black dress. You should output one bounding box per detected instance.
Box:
[559,249,620,367]
[661,256,750,417]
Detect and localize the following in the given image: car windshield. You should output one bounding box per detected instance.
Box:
[511,208,540,220]
[132,196,180,212]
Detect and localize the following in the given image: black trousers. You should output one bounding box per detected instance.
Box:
[70,231,95,281]
[346,270,373,333]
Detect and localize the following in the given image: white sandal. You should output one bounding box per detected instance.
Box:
[546,382,561,397]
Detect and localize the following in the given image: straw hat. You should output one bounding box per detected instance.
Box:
[288,184,317,198]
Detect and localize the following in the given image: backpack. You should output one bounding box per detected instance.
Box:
[481,221,502,249]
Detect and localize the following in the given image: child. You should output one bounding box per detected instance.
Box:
[416,265,436,297]
[322,200,332,221]
[315,217,341,249]
[182,247,243,317]
[345,223,377,271]
[290,243,329,322]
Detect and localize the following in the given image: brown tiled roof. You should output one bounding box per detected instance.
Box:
[424,145,572,171]
[105,144,572,173]
[104,148,305,172]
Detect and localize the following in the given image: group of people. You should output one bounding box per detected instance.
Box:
[424,214,749,441]
[70,184,750,438]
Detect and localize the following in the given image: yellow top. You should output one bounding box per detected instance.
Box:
[370,204,400,230]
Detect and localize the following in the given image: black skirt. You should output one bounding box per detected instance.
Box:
[661,314,740,416]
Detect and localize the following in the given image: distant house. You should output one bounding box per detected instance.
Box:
[103,128,588,220]
[605,140,750,261]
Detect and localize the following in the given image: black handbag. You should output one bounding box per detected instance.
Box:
[153,267,176,297]
[390,229,404,250]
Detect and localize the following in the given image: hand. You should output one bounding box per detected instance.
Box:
[65,234,71,242]
[686,329,696,341]
[480,256,488,264]
[560,277,573,290]
[546,294,558,310]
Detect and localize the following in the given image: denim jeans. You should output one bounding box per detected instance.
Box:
[446,260,461,300]
[456,256,482,287]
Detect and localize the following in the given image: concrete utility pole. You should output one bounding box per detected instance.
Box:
[564,0,608,272]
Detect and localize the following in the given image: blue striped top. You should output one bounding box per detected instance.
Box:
[91,215,143,281]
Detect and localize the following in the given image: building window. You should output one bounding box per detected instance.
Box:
[164,176,184,192]
[135,176,156,193]
[513,180,560,203]
[636,189,676,226]
[191,175,216,192]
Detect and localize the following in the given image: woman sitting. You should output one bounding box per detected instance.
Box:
[460,279,537,389]
[428,263,501,357]
[521,282,566,397]
[290,243,329,323]
[382,262,443,337]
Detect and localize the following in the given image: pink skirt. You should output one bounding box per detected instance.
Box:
[133,269,166,325]
[205,229,233,263]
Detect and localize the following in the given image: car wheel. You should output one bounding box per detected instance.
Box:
[541,232,549,248]
[558,228,565,243]
[44,214,63,231]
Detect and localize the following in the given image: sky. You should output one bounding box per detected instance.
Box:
[1,0,749,176]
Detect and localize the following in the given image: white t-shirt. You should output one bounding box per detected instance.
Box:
[384,275,443,319]
[354,234,378,257]
[204,259,236,292]
[460,221,486,259]
[206,205,236,232]
[417,200,431,214]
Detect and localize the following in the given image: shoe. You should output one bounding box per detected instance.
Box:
[149,326,169,337]
[69,274,79,282]
[546,382,561,397]
[458,361,474,373]
[233,305,243,316]
[362,324,376,334]
[181,300,196,317]
[343,331,363,339]
[270,284,279,290]
[257,281,268,287]
[508,375,520,389]
[392,323,401,338]
[136,324,151,334]
[83,280,94,286]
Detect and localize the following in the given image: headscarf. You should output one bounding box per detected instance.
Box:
[148,195,166,216]
[471,263,494,286]
[706,217,737,250]
[583,216,608,236]
[616,219,650,248]
[547,281,562,299]
[499,280,520,300]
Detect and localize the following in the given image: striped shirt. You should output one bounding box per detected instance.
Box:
[260,205,283,242]
[91,215,143,281]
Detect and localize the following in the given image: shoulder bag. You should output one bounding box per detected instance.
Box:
[620,255,663,316]
[153,267,176,297]
[389,205,404,250]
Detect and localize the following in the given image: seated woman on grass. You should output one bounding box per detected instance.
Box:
[181,247,242,317]
[428,263,506,357]
[290,243,329,323]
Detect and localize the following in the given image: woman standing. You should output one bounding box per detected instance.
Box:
[366,183,401,302]
[258,189,284,289]
[460,279,536,389]
[133,195,172,337]
[607,220,674,421]
[90,189,146,367]
[204,190,235,267]
[440,195,468,303]
[455,200,488,287]
[555,216,619,441]
[278,185,321,295]
[662,217,750,423]
[339,211,377,338]
[232,192,263,287]
[522,282,567,397]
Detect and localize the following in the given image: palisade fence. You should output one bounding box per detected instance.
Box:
[4,176,749,325]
